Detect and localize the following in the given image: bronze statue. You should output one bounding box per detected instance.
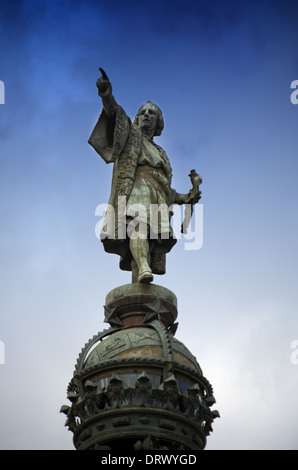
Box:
[89,68,201,284]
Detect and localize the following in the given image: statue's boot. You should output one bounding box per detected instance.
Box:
[129,238,153,284]
[138,266,153,284]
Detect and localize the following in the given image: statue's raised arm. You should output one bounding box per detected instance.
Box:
[88,68,131,164]
[96,68,118,117]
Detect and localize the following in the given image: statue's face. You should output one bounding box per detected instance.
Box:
[137,102,158,135]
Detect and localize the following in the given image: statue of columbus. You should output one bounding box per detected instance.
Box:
[89,69,201,284]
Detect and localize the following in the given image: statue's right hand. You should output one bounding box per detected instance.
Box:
[96,68,112,97]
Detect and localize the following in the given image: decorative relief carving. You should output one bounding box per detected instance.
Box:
[61,370,219,440]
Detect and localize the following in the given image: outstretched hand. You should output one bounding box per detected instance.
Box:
[184,189,201,205]
[96,68,112,97]
[187,170,202,204]
[193,190,202,204]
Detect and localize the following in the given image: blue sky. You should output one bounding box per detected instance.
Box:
[0,0,298,449]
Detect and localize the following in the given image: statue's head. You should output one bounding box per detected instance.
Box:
[133,101,164,137]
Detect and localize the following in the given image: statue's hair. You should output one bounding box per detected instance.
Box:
[133,101,164,137]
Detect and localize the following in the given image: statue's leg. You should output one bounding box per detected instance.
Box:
[131,259,139,283]
[129,223,153,283]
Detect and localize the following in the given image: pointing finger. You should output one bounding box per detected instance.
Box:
[99,67,109,81]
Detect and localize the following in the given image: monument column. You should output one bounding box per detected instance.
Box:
[60,68,219,451]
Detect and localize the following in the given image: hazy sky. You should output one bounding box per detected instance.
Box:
[0,0,298,450]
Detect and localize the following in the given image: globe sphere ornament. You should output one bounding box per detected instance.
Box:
[61,284,219,451]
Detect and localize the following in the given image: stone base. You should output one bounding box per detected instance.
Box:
[61,283,219,451]
[104,283,178,329]
[73,406,206,450]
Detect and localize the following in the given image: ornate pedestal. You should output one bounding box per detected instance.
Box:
[61,284,219,450]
